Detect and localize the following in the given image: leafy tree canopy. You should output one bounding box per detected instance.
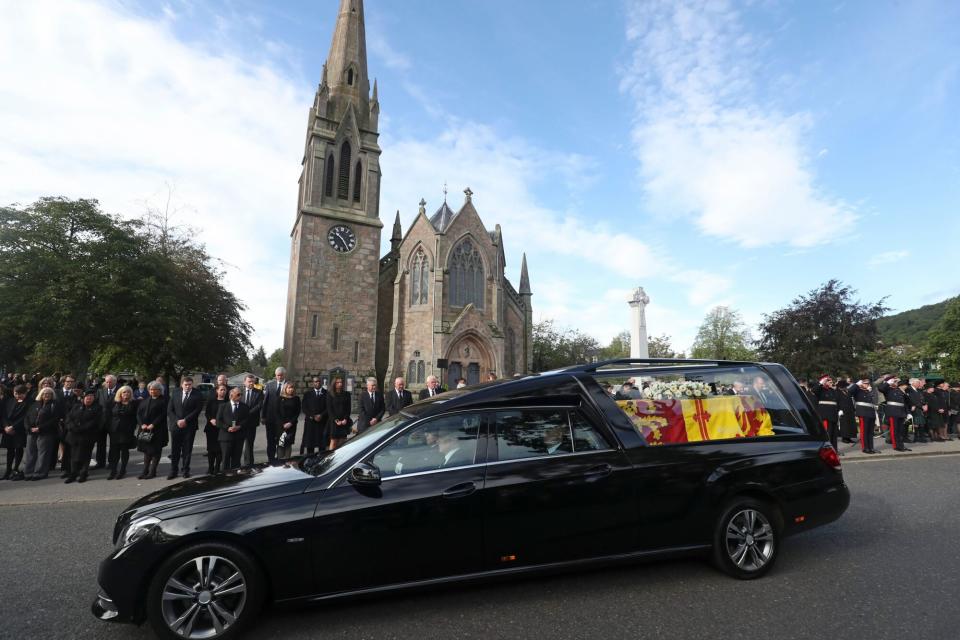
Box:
[690,306,755,361]
[757,280,887,380]
[532,319,600,372]
[926,298,960,382]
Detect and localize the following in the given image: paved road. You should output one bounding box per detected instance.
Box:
[1,455,959,640]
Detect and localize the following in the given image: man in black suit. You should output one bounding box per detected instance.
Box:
[301,377,327,454]
[166,376,203,478]
[94,374,118,469]
[418,375,445,400]
[240,374,263,466]
[55,373,80,477]
[261,367,288,464]
[217,387,249,471]
[386,377,413,416]
[357,378,385,434]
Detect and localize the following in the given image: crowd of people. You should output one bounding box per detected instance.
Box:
[0,366,471,484]
[804,374,960,453]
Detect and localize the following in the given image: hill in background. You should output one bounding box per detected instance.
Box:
[877,297,956,346]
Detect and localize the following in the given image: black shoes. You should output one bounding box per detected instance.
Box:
[64,476,76,484]
[167,472,178,480]
[182,470,191,479]
[107,471,117,480]
[77,475,87,483]
[863,449,878,454]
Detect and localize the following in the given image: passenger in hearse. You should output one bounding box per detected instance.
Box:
[437,432,471,468]
[542,422,572,455]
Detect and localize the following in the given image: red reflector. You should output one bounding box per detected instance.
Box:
[819,445,841,469]
[794,515,806,523]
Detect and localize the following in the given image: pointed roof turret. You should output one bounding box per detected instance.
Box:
[429,201,457,232]
[325,0,370,102]
[519,253,531,295]
[390,210,402,252]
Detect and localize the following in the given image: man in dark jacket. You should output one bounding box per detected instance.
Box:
[385,377,413,417]
[261,367,289,464]
[166,377,203,479]
[239,375,263,466]
[418,375,445,400]
[927,383,948,441]
[217,388,249,471]
[357,378,385,433]
[846,378,878,454]
[877,375,910,452]
[300,378,327,455]
[812,375,842,450]
[65,389,103,483]
[94,375,118,469]
[906,378,928,442]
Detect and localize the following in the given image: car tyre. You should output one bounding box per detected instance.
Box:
[711,497,781,579]
[146,542,263,640]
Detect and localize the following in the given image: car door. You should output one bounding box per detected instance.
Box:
[311,411,487,595]
[481,406,637,569]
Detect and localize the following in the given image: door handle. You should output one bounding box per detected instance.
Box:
[442,481,476,499]
[583,463,612,481]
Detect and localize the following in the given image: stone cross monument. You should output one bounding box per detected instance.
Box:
[628,287,650,359]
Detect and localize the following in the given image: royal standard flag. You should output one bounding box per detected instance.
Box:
[617,396,773,445]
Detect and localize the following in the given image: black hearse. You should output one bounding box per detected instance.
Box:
[93,359,849,640]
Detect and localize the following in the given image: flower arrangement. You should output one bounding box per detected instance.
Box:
[641,380,713,401]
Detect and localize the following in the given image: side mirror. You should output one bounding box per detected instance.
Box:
[348,461,382,486]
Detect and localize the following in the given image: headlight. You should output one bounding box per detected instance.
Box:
[116,516,160,550]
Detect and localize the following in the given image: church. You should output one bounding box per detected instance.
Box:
[282,0,533,394]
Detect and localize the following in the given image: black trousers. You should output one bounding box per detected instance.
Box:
[169,427,197,474]
[887,416,906,450]
[93,429,108,467]
[70,440,95,478]
[857,415,875,451]
[108,444,130,473]
[822,418,838,450]
[264,422,278,464]
[221,439,243,471]
[242,425,257,466]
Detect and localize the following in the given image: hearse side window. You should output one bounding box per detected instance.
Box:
[593,366,806,446]
[495,409,611,461]
[372,413,482,479]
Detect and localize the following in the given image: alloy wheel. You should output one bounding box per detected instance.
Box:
[724,508,775,572]
[160,555,247,639]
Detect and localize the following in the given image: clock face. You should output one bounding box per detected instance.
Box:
[327,224,357,253]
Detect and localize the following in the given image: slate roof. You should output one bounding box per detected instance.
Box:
[429,201,457,232]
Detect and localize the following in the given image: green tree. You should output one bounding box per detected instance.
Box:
[756,280,888,380]
[690,306,755,361]
[263,348,285,379]
[861,344,927,380]
[252,345,269,369]
[532,319,600,371]
[649,334,684,359]
[600,330,631,360]
[0,197,252,377]
[926,298,960,381]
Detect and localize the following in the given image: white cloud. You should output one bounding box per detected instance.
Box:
[0,0,309,351]
[622,0,856,248]
[869,250,910,266]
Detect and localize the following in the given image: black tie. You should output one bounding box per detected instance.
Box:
[245,390,250,405]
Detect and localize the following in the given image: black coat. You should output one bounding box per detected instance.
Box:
[301,388,328,449]
[812,383,841,421]
[302,388,327,420]
[136,396,169,453]
[26,401,60,438]
[385,389,413,416]
[98,387,118,430]
[205,397,228,436]
[1,398,28,449]
[110,401,140,448]
[66,402,103,446]
[846,384,877,418]
[278,396,301,435]
[216,401,249,443]
[261,379,289,426]
[239,387,263,425]
[877,382,908,418]
[167,388,203,431]
[357,390,385,430]
[418,387,445,400]
[326,391,352,434]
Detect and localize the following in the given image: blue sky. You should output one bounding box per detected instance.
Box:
[2,0,958,354]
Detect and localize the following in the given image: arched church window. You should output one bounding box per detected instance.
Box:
[417,360,425,384]
[337,141,351,199]
[407,360,416,383]
[353,160,362,202]
[324,153,335,197]
[410,248,429,305]
[449,238,484,309]
[347,68,354,85]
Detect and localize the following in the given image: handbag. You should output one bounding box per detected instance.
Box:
[137,429,154,444]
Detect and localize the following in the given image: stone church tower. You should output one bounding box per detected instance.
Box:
[284,0,532,392]
[283,0,382,386]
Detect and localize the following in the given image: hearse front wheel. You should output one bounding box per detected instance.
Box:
[712,497,781,579]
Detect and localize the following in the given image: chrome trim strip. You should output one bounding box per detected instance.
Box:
[484,448,612,468]
[288,544,711,604]
[380,463,483,482]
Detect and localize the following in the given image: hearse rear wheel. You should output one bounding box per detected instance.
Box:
[712,497,781,579]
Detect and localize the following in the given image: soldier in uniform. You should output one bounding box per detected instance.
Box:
[877,375,910,452]
[812,375,841,450]
[837,378,857,444]
[846,378,878,454]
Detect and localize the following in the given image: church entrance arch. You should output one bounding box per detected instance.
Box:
[445,332,495,388]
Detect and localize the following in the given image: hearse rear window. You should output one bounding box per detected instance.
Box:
[593,366,806,445]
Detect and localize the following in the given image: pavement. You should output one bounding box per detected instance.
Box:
[1,445,960,639]
[839,431,960,461]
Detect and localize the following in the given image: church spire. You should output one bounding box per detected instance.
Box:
[519,253,531,295]
[325,0,370,101]
[390,210,402,252]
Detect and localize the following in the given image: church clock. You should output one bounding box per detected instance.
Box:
[327,224,357,253]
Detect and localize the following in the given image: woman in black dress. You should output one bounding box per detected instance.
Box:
[1,385,28,480]
[108,386,139,479]
[326,377,352,450]
[136,381,169,479]
[204,384,228,474]
[64,388,103,484]
[276,383,301,460]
